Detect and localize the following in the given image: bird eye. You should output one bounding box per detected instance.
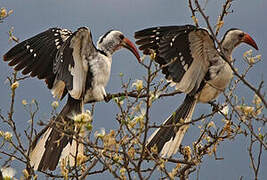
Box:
[239,33,244,38]
[119,34,124,40]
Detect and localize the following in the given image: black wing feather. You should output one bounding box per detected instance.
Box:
[21,34,61,75]
[3,28,72,89]
[19,38,54,74]
[135,25,197,83]
[53,32,77,92]
[3,31,50,60]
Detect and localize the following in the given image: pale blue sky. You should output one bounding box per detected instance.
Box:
[0,0,266,179]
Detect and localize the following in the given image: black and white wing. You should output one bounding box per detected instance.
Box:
[3,28,72,90]
[52,27,98,100]
[135,25,218,95]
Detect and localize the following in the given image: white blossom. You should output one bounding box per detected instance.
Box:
[221,105,229,116]
[3,131,12,141]
[94,128,106,138]
[1,167,16,179]
[132,79,143,92]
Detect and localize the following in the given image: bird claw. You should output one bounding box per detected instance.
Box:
[104,94,112,102]
[209,100,219,112]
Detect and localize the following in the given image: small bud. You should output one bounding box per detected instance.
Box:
[85,123,93,131]
[31,99,37,104]
[27,119,33,124]
[207,147,212,156]
[243,51,248,58]
[184,146,191,159]
[8,9,13,16]
[120,167,126,176]
[22,169,30,179]
[132,79,143,92]
[192,16,198,24]
[258,133,264,140]
[113,97,124,105]
[11,81,19,90]
[205,136,211,142]
[0,8,7,18]
[221,105,229,116]
[248,57,255,64]
[4,131,12,141]
[51,101,59,109]
[247,49,253,56]
[148,93,155,106]
[217,20,224,30]
[255,55,261,60]
[94,128,105,139]
[150,52,157,60]
[133,114,144,128]
[253,94,262,105]
[207,121,216,129]
[22,99,27,105]
[155,91,161,99]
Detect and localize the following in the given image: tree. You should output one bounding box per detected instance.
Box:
[0,0,265,179]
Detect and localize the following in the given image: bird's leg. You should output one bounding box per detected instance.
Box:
[104,93,112,102]
[209,100,220,112]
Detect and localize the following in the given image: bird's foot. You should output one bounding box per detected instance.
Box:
[104,93,112,102]
[209,100,220,112]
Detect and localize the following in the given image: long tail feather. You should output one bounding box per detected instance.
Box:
[29,95,84,171]
[146,95,197,157]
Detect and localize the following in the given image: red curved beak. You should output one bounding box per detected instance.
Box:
[242,34,258,50]
[122,37,141,62]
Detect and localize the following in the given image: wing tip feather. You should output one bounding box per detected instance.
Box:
[3,54,9,61]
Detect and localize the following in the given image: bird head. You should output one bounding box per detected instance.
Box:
[221,29,258,52]
[97,30,141,62]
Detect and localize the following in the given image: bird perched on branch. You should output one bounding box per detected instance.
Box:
[135,24,258,157]
[3,27,140,171]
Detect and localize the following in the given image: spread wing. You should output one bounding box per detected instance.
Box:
[3,28,72,90]
[52,27,98,100]
[135,25,219,95]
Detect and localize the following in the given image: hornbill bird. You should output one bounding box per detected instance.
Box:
[3,27,140,171]
[135,25,258,157]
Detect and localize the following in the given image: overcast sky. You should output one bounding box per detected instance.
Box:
[0,0,266,179]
